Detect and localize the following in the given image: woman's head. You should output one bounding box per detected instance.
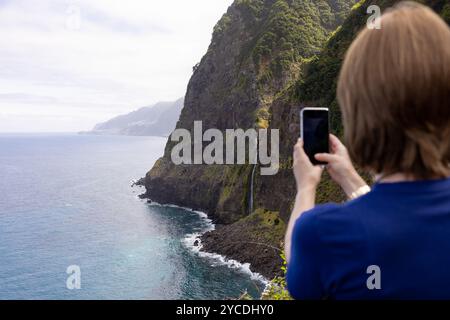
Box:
[337,1,450,179]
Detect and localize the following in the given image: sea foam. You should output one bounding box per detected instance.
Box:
[145,200,268,285]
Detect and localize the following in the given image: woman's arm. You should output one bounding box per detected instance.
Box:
[285,139,322,263]
[285,186,317,263]
[285,135,369,263]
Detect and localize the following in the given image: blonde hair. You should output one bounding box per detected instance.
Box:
[337,1,450,179]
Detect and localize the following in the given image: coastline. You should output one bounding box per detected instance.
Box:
[144,200,269,289]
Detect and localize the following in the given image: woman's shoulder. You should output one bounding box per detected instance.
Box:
[298,201,348,224]
[302,192,374,223]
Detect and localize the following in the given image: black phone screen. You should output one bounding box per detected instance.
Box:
[301,109,329,165]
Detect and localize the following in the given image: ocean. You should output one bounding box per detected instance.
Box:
[0,133,265,300]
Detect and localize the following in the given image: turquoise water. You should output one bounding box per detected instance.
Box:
[0,133,265,299]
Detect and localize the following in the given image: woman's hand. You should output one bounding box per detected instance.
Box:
[293,138,323,191]
[315,134,367,198]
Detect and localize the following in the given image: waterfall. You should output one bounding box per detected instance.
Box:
[249,163,257,214]
[248,137,258,214]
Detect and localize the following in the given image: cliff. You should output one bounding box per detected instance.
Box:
[143,0,450,279]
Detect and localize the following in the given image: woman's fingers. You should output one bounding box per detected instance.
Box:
[292,138,324,190]
[315,152,338,163]
[294,139,308,162]
[329,134,346,153]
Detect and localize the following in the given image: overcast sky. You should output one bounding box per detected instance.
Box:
[0,0,233,132]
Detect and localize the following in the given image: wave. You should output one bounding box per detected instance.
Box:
[146,201,215,231]
[145,200,268,285]
[183,233,269,285]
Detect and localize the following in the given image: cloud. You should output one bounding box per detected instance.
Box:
[0,0,233,132]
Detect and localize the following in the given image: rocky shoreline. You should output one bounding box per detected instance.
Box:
[140,188,283,280]
[200,223,284,280]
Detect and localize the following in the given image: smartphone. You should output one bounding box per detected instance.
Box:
[300,107,329,165]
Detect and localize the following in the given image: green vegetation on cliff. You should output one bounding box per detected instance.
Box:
[145,0,358,281]
[211,0,359,109]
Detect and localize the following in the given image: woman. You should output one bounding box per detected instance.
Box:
[285,2,450,299]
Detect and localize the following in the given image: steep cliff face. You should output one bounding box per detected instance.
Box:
[144,0,357,278]
[146,0,358,223]
[144,0,450,278]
